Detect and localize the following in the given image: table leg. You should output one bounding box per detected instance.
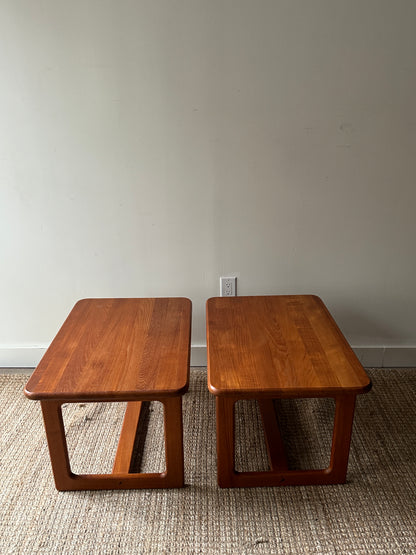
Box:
[40,401,74,491]
[327,394,357,483]
[215,394,358,488]
[258,399,288,471]
[216,397,236,487]
[162,396,185,487]
[113,401,143,473]
[41,396,186,491]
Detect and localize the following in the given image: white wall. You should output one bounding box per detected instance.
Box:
[1,1,416,366]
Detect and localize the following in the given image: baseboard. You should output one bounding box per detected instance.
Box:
[0,347,48,368]
[0,345,415,369]
[353,347,416,368]
[0,345,209,369]
[190,345,208,366]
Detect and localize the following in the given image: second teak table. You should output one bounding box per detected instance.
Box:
[206,295,372,487]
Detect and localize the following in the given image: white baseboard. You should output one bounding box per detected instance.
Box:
[0,345,209,369]
[1,345,415,369]
[190,345,207,366]
[0,347,48,368]
[353,347,416,368]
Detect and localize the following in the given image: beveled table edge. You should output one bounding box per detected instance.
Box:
[24,296,192,402]
[206,294,372,398]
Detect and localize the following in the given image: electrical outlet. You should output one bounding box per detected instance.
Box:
[220,276,237,297]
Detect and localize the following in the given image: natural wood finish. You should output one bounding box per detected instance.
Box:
[25,298,191,401]
[258,399,288,471]
[206,295,372,488]
[161,396,185,488]
[215,397,236,488]
[328,394,357,482]
[112,401,143,474]
[40,401,73,491]
[25,298,191,491]
[207,295,371,398]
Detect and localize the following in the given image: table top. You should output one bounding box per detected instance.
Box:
[206,295,371,398]
[25,298,192,402]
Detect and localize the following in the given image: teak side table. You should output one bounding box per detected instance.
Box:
[25,297,191,491]
[206,295,372,488]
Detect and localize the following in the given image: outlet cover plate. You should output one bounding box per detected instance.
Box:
[220,276,237,297]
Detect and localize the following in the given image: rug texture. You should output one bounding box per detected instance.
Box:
[0,368,415,554]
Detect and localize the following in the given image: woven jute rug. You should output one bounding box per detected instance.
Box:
[1,368,415,554]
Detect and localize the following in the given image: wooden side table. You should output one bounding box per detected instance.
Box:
[25,297,191,491]
[206,295,372,487]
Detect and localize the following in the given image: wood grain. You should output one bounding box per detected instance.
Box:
[25,298,192,401]
[206,295,372,487]
[112,401,143,474]
[25,298,191,490]
[207,295,371,398]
